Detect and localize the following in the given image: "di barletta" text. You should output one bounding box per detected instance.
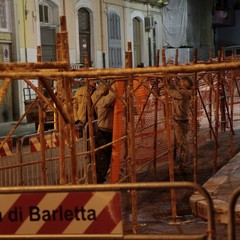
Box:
[0,206,96,222]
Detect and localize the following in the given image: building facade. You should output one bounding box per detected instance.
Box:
[0,0,214,123]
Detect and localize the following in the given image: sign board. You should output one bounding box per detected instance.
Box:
[0,191,123,235]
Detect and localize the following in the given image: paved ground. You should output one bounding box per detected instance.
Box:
[121,127,240,239]
[190,152,240,223]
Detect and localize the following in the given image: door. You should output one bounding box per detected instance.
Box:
[133,18,142,67]
[78,8,91,66]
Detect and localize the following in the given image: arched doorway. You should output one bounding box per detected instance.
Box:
[78,8,91,66]
[133,17,142,67]
[108,12,122,68]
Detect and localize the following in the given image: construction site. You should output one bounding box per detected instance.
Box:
[1,16,240,239]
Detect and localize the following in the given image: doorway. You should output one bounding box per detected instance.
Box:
[133,17,142,67]
[78,8,91,66]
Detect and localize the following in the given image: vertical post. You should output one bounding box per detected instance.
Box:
[193,49,198,184]
[153,77,159,175]
[37,46,47,185]
[87,79,97,184]
[209,74,213,140]
[125,42,137,233]
[229,72,234,158]
[56,32,66,185]
[162,48,177,220]
[62,16,77,184]
[213,51,221,172]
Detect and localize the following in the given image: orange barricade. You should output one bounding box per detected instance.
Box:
[110,81,125,183]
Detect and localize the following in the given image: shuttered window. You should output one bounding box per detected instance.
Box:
[39,1,57,62]
[108,12,122,68]
[40,27,56,62]
[0,0,10,31]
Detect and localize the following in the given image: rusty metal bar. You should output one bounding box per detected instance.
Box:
[56,32,67,185]
[193,50,198,184]
[229,72,234,158]
[197,88,218,146]
[213,61,220,173]
[60,16,78,184]
[87,78,97,184]
[39,77,69,124]
[37,45,47,185]
[162,48,177,220]
[125,42,137,234]
[208,73,213,140]
[2,61,240,80]
[221,76,234,134]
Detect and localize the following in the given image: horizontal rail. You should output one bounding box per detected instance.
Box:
[1,61,240,79]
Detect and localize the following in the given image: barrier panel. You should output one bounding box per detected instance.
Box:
[0,182,215,240]
[0,137,13,157]
[0,130,90,186]
[228,186,240,240]
[0,136,20,186]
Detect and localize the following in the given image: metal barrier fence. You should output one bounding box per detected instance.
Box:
[0,182,215,240]
[228,186,240,240]
[0,130,90,186]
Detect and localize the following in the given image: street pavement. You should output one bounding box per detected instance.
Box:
[190,152,240,224]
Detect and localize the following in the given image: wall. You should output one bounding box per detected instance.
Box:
[9,0,165,118]
[215,10,240,48]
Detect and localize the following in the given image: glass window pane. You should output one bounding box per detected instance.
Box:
[44,5,48,23]
[0,0,7,29]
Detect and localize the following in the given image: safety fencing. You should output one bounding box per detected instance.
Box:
[0,128,90,186]
[0,182,215,240]
[1,68,240,186]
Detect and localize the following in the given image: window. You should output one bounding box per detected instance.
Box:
[79,8,90,33]
[39,1,56,25]
[39,1,58,62]
[108,12,122,68]
[39,4,49,23]
[0,0,9,31]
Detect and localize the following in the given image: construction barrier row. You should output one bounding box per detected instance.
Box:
[0,127,89,186]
